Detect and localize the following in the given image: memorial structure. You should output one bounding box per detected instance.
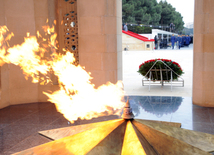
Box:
[0,0,213,108]
[1,0,214,154]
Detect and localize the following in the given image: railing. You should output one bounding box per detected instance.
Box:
[142,60,184,91]
[122,30,154,42]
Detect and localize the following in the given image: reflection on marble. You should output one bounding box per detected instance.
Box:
[129,96,182,116]
[124,96,214,137]
[124,96,193,130]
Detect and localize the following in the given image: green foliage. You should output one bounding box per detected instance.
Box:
[122,0,184,31]
[123,0,160,24]
[127,25,152,34]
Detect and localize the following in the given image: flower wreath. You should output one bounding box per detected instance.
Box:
[138,59,184,80]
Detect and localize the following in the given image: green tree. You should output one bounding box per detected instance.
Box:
[122,0,184,32]
[159,0,184,31]
[173,12,185,31]
[123,0,161,25]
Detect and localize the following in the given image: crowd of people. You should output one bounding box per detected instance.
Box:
[154,34,192,50]
[123,22,192,50]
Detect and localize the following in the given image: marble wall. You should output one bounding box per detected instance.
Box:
[0,0,58,108]
[0,0,122,109]
[193,0,214,107]
[78,0,122,86]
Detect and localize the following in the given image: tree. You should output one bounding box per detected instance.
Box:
[122,0,184,32]
[122,0,161,25]
[159,1,184,31]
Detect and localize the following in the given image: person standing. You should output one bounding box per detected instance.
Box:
[158,36,161,49]
[170,23,175,32]
[184,35,187,46]
[176,35,179,49]
[181,35,185,47]
[171,34,176,49]
[185,35,190,47]
[163,36,167,49]
[154,35,158,50]
[177,35,182,49]
[124,23,128,32]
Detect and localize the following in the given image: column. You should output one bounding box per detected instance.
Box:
[193,0,214,107]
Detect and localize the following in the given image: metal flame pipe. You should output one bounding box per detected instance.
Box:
[122,100,134,119]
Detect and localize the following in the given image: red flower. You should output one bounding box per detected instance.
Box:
[139,63,145,68]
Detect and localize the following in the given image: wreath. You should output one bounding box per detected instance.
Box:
[138,59,184,80]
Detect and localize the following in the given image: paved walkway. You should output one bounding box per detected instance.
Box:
[123,44,193,97]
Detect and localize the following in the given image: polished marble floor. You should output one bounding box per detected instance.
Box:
[1,96,214,154]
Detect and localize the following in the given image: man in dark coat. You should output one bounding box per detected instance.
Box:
[169,23,175,32]
[181,35,186,47]
[163,36,167,49]
[154,35,158,50]
[171,34,176,49]
[185,35,191,46]
[188,35,192,44]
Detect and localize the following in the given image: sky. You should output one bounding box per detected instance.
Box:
[157,0,195,26]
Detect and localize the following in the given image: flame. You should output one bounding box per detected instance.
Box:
[0,24,125,123]
[37,31,42,38]
[26,32,30,37]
